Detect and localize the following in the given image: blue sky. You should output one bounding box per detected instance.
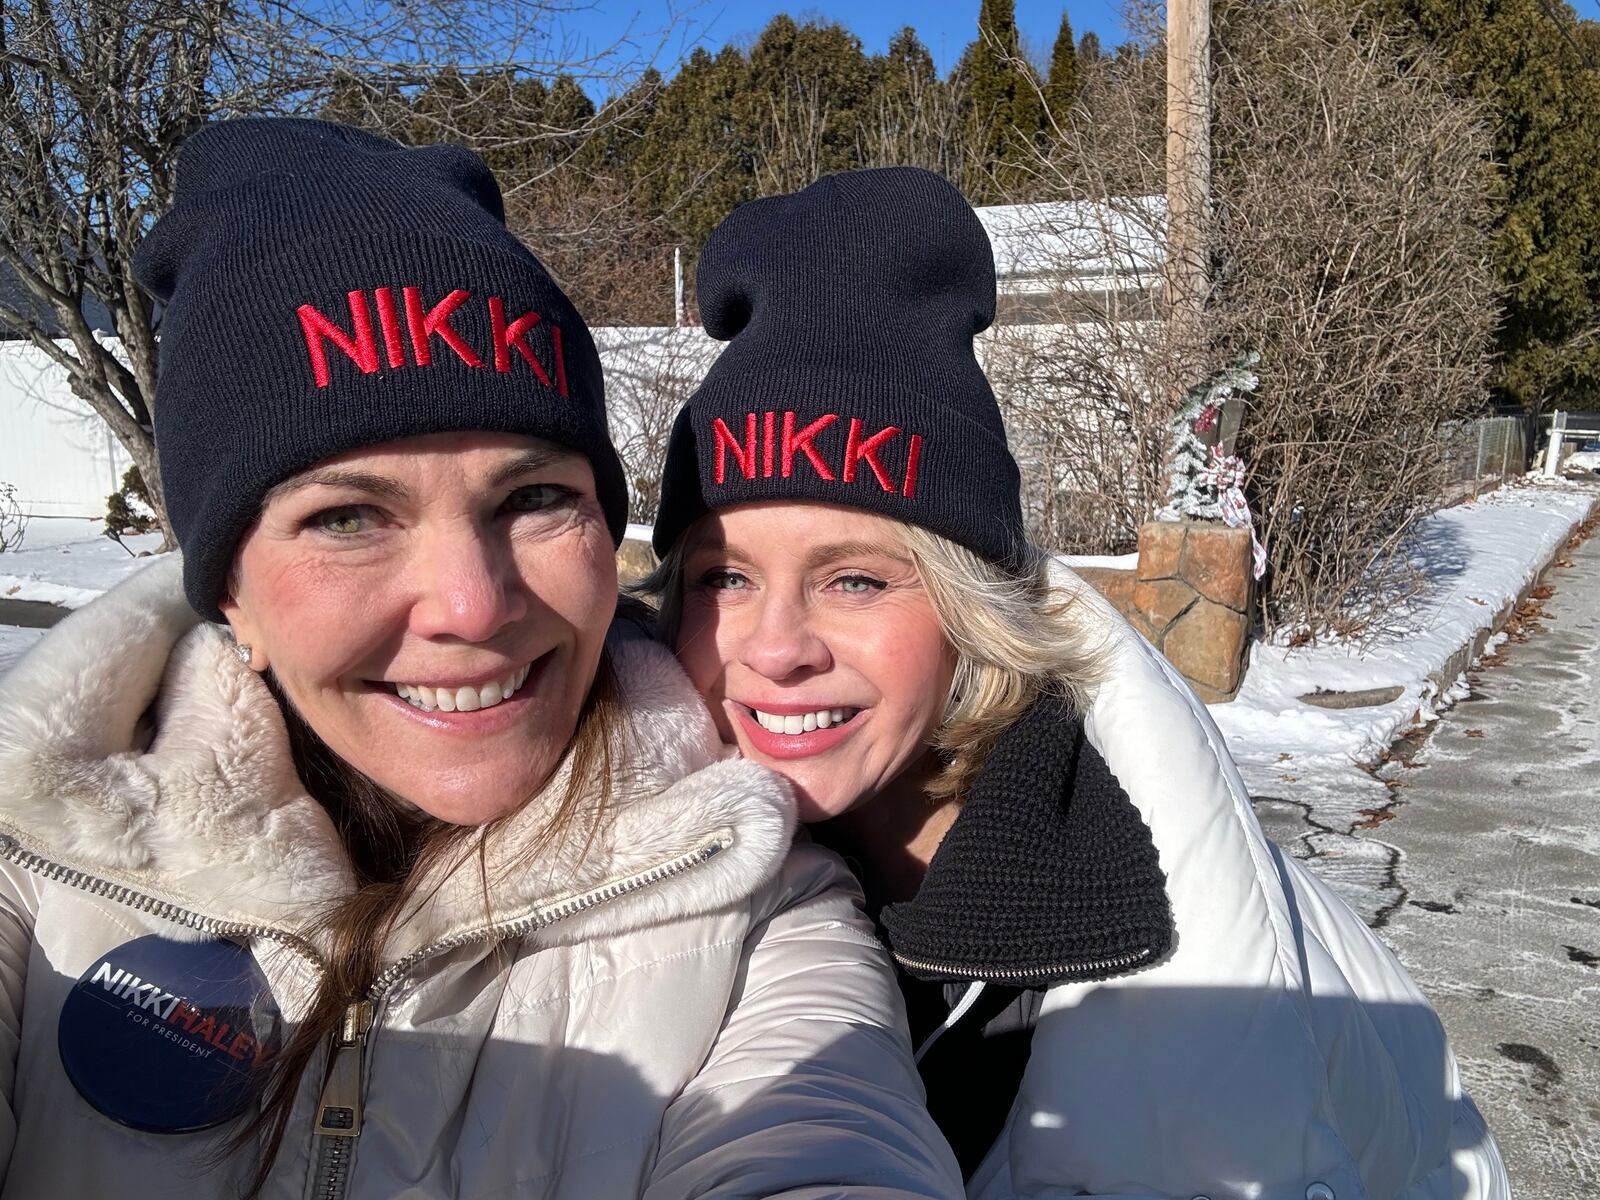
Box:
[549,1,1132,92]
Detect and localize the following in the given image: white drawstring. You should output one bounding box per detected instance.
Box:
[913,980,987,1065]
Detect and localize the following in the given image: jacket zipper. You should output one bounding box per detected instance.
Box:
[0,828,730,1200]
[891,943,1155,983]
[308,833,730,1200]
[0,834,325,969]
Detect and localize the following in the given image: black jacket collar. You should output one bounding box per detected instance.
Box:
[881,694,1173,988]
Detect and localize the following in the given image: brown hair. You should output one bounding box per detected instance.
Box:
[233,652,623,1197]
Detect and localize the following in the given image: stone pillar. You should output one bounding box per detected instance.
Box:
[1130,520,1253,702]
[616,538,658,586]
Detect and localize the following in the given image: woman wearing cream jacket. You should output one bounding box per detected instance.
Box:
[0,120,962,1200]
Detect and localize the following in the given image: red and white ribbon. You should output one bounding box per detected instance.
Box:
[1199,446,1267,579]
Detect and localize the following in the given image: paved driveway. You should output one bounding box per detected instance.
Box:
[1258,529,1600,1199]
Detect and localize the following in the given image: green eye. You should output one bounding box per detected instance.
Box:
[314,506,373,535]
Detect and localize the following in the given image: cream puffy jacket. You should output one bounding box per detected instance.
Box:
[960,570,1509,1200]
[0,558,963,1200]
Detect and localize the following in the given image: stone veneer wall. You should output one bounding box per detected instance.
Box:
[1077,521,1254,702]
[617,518,1255,702]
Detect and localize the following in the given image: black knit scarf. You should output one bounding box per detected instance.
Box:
[880,694,1174,987]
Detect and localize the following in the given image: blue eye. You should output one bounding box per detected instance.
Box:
[310,506,376,535]
[504,485,571,514]
[701,569,750,591]
[836,574,886,594]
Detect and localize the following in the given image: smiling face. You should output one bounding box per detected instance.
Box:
[219,431,617,826]
[672,502,957,822]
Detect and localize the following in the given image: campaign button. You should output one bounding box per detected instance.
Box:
[58,934,282,1134]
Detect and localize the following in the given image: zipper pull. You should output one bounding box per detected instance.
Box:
[314,1000,373,1138]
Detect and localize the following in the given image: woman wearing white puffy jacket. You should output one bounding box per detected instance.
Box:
[0,120,963,1200]
[644,165,1510,1200]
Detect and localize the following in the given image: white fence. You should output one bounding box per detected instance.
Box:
[0,342,133,519]
[2,324,1129,526]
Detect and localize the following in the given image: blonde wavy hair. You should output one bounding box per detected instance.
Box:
[641,518,1107,802]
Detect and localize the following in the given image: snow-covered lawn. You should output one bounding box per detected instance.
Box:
[1,517,166,608]
[1212,481,1597,828]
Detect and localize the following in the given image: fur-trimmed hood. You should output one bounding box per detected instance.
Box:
[0,556,794,964]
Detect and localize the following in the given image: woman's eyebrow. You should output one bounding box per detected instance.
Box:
[265,469,409,503]
[265,448,575,504]
[802,540,911,570]
[487,446,575,487]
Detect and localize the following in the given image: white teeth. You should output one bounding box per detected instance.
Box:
[393,661,535,715]
[751,706,857,734]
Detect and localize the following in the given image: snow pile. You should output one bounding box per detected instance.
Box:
[1212,483,1596,821]
[0,519,166,609]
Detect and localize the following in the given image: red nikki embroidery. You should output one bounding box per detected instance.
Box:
[709,410,925,497]
[712,414,759,483]
[297,291,379,387]
[902,434,924,498]
[403,287,481,368]
[373,287,407,368]
[296,287,566,390]
[782,412,839,480]
[488,296,550,385]
[843,418,901,491]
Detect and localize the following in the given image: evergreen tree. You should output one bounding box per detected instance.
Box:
[739,16,873,192]
[1044,11,1083,127]
[634,45,753,252]
[967,0,1045,199]
[1377,0,1600,408]
[1077,30,1103,69]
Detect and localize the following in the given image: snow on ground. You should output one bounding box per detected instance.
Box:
[0,626,46,677]
[1215,481,1598,834]
[0,517,167,608]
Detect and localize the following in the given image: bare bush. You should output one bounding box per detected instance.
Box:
[1210,0,1498,636]
[0,482,26,553]
[984,4,1496,638]
[979,44,1191,555]
[599,327,724,522]
[979,197,1176,554]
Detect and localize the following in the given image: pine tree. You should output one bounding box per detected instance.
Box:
[1044,11,1082,128]
[634,45,753,252]
[739,16,873,191]
[1376,0,1600,408]
[967,0,1044,200]
[1077,30,1102,70]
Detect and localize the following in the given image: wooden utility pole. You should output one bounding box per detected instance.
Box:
[1166,0,1216,437]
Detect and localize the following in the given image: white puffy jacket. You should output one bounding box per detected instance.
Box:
[961,570,1509,1200]
[0,558,964,1200]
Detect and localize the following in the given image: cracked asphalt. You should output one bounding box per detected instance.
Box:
[1252,529,1600,1200]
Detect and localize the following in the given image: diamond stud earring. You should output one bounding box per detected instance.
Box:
[232,643,253,666]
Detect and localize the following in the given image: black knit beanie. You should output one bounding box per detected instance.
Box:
[651,166,1026,565]
[134,117,627,620]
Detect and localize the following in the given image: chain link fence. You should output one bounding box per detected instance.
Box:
[1439,415,1527,500]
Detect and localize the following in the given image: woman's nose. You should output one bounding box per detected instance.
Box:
[737,594,831,681]
[408,526,529,643]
